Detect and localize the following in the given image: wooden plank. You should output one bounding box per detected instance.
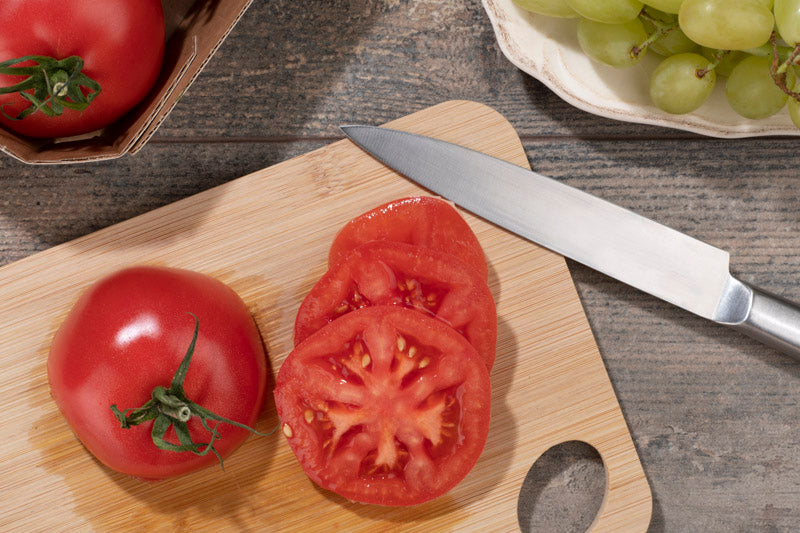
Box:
[154,0,678,140]
[0,100,650,531]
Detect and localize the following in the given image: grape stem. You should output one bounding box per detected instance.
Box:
[768,33,800,103]
[744,42,797,64]
[697,49,728,78]
[633,10,677,58]
[637,9,671,31]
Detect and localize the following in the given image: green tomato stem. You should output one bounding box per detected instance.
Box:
[0,55,101,121]
[152,386,193,422]
[110,313,271,470]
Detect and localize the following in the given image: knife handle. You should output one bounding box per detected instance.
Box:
[728,280,800,360]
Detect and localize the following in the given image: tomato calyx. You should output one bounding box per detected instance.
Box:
[0,55,101,122]
[110,314,267,469]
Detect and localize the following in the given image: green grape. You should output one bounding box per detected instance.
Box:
[512,0,579,17]
[652,28,697,56]
[566,0,643,23]
[774,0,800,45]
[642,0,684,14]
[790,76,800,129]
[700,48,746,77]
[642,16,698,56]
[642,6,676,22]
[649,53,716,113]
[726,55,795,119]
[788,96,800,129]
[577,18,648,68]
[679,0,774,50]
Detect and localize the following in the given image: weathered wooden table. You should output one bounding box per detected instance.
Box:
[2,2,799,531]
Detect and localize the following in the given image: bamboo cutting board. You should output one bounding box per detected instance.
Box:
[0,100,651,532]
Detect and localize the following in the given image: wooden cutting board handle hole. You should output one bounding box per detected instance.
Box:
[517,440,606,533]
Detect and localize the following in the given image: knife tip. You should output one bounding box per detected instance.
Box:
[339,124,364,136]
[341,125,382,148]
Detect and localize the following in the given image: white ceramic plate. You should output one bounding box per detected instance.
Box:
[482,0,800,137]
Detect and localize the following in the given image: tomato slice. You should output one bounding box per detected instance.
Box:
[275,306,491,506]
[295,241,497,369]
[328,197,488,280]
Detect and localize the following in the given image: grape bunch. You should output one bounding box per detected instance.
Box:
[513,0,800,128]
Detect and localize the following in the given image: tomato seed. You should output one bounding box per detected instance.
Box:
[419,357,430,369]
[304,410,314,423]
[397,336,406,352]
[407,346,417,358]
[283,423,294,438]
[361,354,371,368]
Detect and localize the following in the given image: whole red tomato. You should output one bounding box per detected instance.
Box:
[0,0,164,138]
[48,266,267,480]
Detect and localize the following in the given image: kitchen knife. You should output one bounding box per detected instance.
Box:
[340,125,800,360]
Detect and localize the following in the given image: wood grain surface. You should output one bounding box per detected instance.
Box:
[1,1,800,531]
[0,100,650,531]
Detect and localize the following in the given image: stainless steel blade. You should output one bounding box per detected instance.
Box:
[340,125,735,322]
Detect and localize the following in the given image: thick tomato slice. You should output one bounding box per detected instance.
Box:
[295,241,497,369]
[328,197,488,280]
[275,306,491,506]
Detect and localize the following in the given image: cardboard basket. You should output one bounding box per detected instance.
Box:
[0,0,253,164]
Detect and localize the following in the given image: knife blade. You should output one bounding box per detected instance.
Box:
[340,125,800,360]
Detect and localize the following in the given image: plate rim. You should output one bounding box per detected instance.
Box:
[481,0,800,138]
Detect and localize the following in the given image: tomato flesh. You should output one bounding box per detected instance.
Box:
[276,306,491,506]
[295,241,497,369]
[47,266,267,480]
[328,197,488,280]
